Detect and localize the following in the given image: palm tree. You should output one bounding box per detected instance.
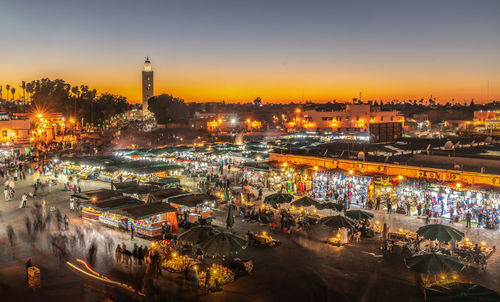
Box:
[89,89,97,127]
[21,81,26,105]
[71,86,80,117]
[10,87,16,101]
[80,85,89,125]
[26,82,33,104]
[0,85,2,100]
[5,84,10,101]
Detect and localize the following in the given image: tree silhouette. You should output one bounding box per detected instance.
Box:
[26,78,129,124]
[21,81,26,105]
[148,94,190,124]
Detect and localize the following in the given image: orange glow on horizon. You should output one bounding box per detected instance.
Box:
[2,65,498,104]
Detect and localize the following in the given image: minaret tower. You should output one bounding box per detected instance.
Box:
[142,56,154,117]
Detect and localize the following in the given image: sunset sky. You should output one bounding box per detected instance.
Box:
[1,0,499,103]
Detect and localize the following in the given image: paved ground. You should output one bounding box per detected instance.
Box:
[1,176,500,302]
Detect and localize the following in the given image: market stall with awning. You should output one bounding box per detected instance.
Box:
[72,189,122,203]
[112,181,139,192]
[118,185,159,197]
[167,193,217,225]
[167,193,216,208]
[143,187,187,203]
[110,202,178,236]
[146,177,181,188]
[82,196,142,223]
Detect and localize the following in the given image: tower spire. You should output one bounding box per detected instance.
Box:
[142,57,154,117]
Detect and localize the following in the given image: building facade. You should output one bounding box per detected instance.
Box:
[474,110,500,129]
[0,114,31,145]
[142,57,154,117]
[302,104,404,132]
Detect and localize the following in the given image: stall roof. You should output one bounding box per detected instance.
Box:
[147,177,181,186]
[112,181,138,191]
[127,164,184,174]
[241,160,280,172]
[168,193,216,207]
[147,188,186,201]
[112,202,177,220]
[119,185,159,195]
[90,196,142,210]
[73,189,122,201]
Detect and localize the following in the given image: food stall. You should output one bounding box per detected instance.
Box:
[167,193,217,224]
[110,202,179,237]
[146,177,181,188]
[195,263,235,290]
[118,185,159,199]
[142,187,187,203]
[73,189,122,205]
[312,170,370,206]
[112,181,140,192]
[94,197,142,227]
[163,252,199,273]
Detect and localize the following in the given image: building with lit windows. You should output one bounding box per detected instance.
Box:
[474,110,500,130]
[301,104,404,142]
[0,113,30,145]
[31,112,77,143]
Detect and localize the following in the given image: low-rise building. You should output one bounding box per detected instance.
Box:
[301,104,404,132]
[0,113,31,145]
[474,110,500,129]
[295,104,403,142]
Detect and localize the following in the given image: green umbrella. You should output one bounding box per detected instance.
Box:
[200,181,206,194]
[257,213,274,224]
[264,193,293,206]
[291,196,320,208]
[345,210,374,220]
[199,232,247,257]
[226,205,234,229]
[424,282,500,302]
[224,186,230,202]
[320,215,357,229]
[318,202,344,211]
[416,224,465,242]
[404,253,465,275]
[178,226,221,245]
